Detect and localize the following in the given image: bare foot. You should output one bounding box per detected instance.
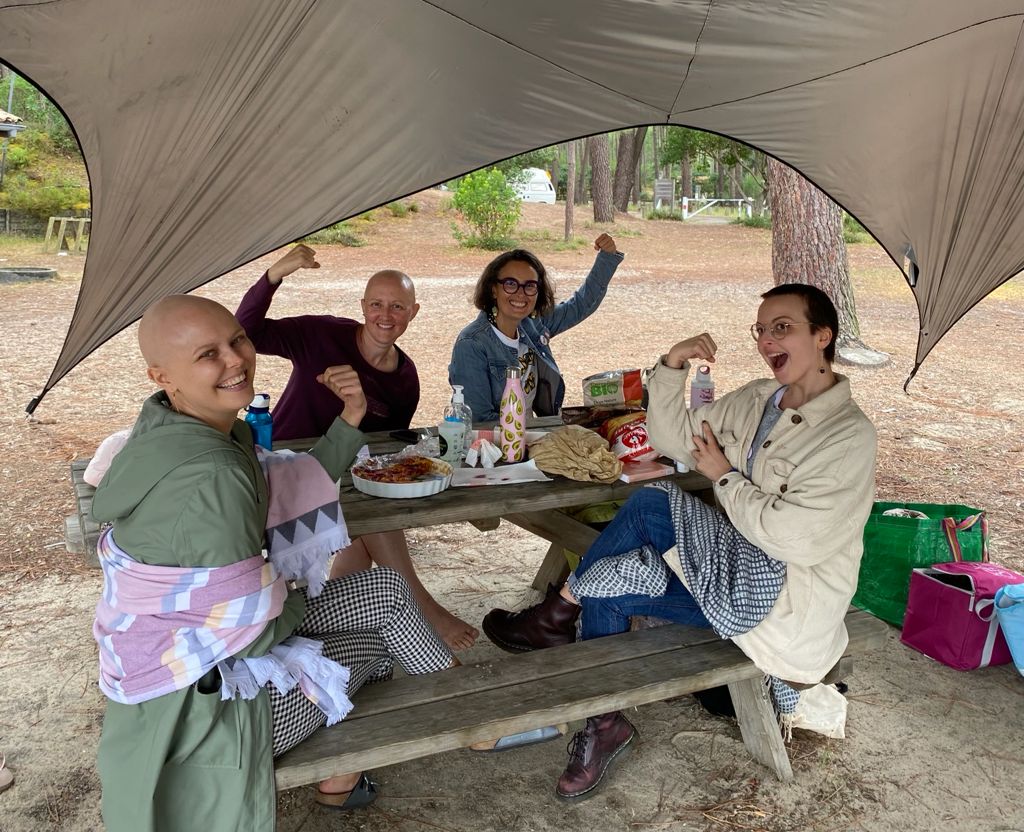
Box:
[424,601,479,650]
[318,771,361,796]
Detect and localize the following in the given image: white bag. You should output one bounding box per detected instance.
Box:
[790,683,848,739]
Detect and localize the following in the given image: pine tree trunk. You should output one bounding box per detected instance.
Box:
[681,156,692,199]
[716,159,725,198]
[765,157,886,369]
[589,135,614,223]
[612,127,647,213]
[565,142,576,241]
[575,139,589,205]
[549,153,560,201]
[730,163,742,199]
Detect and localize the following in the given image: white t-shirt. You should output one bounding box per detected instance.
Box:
[492,325,538,414]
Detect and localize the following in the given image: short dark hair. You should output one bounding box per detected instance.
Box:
[472,249,555,317]
[761,283,839,363]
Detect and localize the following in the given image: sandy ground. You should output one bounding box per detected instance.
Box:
[0,192,1022,831]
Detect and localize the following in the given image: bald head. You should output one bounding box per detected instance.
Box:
[364,269,415,302]
[139,294,237,367]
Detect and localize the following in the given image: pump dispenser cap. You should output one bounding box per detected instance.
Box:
[451,384,465,403]
[505,367,521,379]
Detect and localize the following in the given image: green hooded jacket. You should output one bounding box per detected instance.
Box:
[91,392,365,832]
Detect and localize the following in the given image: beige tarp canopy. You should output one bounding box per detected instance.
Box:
[3,0,1024,410]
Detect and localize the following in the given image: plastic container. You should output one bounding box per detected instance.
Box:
[689,364,715,410]
[245,393,273,449]
[438,385,472,465]
[498,367,526,463]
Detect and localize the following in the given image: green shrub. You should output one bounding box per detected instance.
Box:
[735,213,772,229]
[451,168,520,248]
[843,213,869,244]
[386,200,411,218]
[0,171,90,219]
[300,221,365,247]
[645,207,683,221]
[4,145,35,170]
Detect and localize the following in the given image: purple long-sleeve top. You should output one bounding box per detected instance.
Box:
[235,273,420,440]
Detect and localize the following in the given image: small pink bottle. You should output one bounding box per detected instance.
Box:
[689,364,715,410]
[498,367,526,462]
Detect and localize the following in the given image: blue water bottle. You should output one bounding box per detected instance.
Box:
[245,393,273,449]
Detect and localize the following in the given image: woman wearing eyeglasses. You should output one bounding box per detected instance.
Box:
[448,234,623,422]
[481,283,877,800]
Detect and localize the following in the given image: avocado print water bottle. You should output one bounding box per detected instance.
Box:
[499,366,526,462]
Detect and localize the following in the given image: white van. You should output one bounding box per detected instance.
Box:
[514,167,556,204]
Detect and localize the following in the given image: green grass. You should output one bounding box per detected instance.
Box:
[299,221,365,247]
[385,200,418,218]
[734,213,772,230]
[552,236,589,251]
[644,207,684,221]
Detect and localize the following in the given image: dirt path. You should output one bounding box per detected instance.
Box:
[0,192,1021,831]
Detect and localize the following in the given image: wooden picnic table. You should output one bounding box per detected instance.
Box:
[277,417,714,589]
[69,416,714,586]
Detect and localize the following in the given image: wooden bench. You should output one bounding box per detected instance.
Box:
[67,459,102,567]
[274,608,886,788]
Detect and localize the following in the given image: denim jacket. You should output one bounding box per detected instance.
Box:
[448,249,624,422]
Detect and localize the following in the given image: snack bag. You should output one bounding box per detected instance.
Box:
[582,369,644,407]
[604,412,659,463]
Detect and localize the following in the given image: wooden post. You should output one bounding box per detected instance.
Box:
[726,676,793,782]
[73,218,87,252]
[56,217,68,252]
[44,216,56,252]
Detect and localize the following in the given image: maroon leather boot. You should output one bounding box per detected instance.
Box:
[555,711,637,800]
[481,584,580,653]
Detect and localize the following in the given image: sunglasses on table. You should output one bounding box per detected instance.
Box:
[749,321,811,341]
[497,277,540,296]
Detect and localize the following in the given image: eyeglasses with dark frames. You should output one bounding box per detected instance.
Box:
[498,277,540,296]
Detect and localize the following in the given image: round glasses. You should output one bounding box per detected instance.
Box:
[498,277,540,296]
[750,321,811,341]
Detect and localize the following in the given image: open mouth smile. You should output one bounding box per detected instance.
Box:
[217,372,249,390]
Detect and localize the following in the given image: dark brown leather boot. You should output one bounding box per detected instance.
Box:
[481,584,579,653]
[556,711,636,800]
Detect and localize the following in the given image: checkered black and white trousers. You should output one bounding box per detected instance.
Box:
[269,567,453,757]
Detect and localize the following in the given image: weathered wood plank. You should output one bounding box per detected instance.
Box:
[274,637,763,789]
[64,515,85,554]
[275,610,884,789]
[531,542,571,591]
[344,624,720,721]
[728,675,794,782]
[504,509,600,554]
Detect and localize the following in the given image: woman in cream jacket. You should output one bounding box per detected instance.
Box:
[480,283,877,800]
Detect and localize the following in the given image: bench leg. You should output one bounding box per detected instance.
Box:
[531,542,571,591]
[726,676,793,782]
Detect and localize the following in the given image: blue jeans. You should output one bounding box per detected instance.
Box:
[574,488,712,640]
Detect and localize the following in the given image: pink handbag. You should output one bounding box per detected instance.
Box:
[900,537,1022,670]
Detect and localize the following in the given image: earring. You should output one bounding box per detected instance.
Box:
[529,310,538,318]
[819,364,827,374]
[488,305,498,324]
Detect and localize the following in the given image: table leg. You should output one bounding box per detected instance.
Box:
[531,542,570,591]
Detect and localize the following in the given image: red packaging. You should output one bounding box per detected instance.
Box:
[607,415,659,463]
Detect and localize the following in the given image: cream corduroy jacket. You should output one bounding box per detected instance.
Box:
[646,360,877,683]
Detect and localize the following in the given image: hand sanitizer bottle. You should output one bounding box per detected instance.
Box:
[438,386,470,465]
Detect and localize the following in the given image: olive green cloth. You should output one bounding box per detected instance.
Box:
[91,391,365,832]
